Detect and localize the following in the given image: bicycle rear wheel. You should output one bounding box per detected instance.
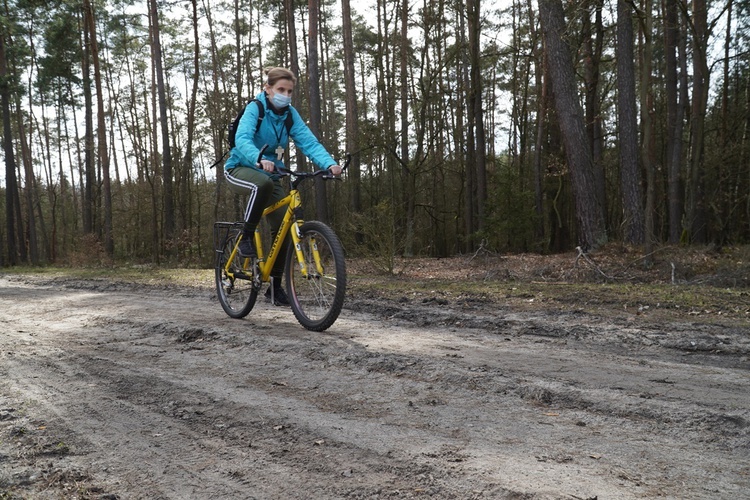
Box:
[286,221,346,331]
[215,225,258,318]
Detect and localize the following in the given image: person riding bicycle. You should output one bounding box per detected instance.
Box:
[224,67,342,306]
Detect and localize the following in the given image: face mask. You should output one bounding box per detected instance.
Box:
[271,93,292,109]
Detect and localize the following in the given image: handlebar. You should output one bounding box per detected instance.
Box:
[256,145,351,182]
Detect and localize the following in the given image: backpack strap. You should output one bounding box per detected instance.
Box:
[284,110,294,136]
[209,150,228,169]
[252,99,264,133]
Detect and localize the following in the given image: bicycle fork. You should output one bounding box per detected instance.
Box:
[285,193,324,279]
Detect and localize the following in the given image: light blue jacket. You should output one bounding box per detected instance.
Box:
[224,92,336,172]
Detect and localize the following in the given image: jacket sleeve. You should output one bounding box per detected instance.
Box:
[232,101,263,167]
[288,108,336,169]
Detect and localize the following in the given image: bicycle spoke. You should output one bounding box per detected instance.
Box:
[214,226,258,318]
[287,221,346,331]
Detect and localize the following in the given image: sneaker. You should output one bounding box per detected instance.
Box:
[265,281,290,306]
[238,236,256,258]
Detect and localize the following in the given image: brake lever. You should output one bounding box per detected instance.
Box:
[341,153,352,172]
[320,154,351,180]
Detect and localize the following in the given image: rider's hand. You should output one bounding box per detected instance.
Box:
[328,165,342,176]
[260,159,276,172]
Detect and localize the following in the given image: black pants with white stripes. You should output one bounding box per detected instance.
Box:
[225,166,290,278]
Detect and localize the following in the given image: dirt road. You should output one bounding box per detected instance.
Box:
[1,268,748,499]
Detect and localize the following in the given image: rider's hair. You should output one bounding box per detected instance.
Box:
[265,67,297,86]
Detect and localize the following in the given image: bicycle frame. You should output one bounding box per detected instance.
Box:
[222,186,312,284]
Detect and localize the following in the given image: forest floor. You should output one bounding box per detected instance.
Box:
[1,244,749,499]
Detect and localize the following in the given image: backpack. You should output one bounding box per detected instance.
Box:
[228,99,294,149]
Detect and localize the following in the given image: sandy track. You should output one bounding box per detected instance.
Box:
[1,274,748,499]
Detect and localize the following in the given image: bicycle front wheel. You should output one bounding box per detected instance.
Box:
[286,221,346,331]
[215,230,258,319]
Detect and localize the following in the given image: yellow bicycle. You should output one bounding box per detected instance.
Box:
[214,153,350,331]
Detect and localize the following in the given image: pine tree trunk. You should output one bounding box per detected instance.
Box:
[203,1,226,224]
[285,0,306,173]
[664,0,683,243]
[16,95,39,264]
[616,0,644,244]
[308,0,329,222]
[148,6,161,262]
[468,0,487,235]
[527,0,546,249]
[582,0,607,220]
[400,0,415,257]
[640,0,656,256]
[181,0,200,239]
[150,0,174,250]
[1,32,18,265]
[85,0,113,256]
[82,21,96,237]
[233,0,242,106]
[686,0,709,242]
[340,0,361,220]
[458,1,475,251]
[538,0,607,250]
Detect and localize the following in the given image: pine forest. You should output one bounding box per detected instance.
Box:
[1,0,748,268]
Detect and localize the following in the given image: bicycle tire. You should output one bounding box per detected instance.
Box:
[286,221,347,331]
[215,231,258,318]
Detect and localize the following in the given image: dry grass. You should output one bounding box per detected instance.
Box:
[5,244,749,325]
[346,245,750,324]
[349,244,750,287]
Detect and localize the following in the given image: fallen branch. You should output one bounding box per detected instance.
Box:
[467,239,496,263]
[574,246,612,280]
